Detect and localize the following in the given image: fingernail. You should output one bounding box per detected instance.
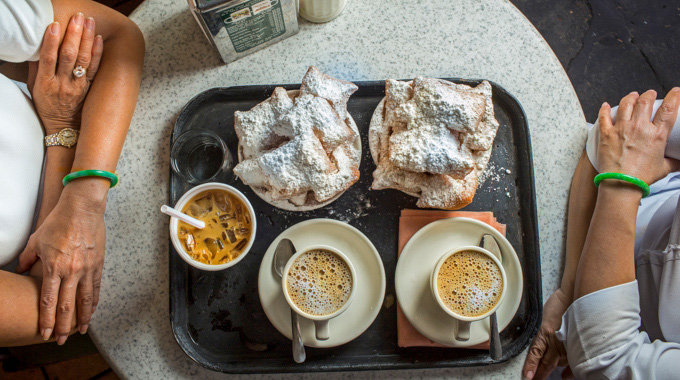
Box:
[79,324,89,334]
[602,102,609,108]
[671,87,680,93]
[85,17,95,31]
[92,305,97,313]
[50,22,60,35]
[630,91,639,95]
[42,328,52,341]
[56,335,67,345]
[95,35,103,46]
[526,370,534,380]
[74,13,84,26]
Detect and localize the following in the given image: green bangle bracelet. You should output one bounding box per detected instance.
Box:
[63,170,119,188]
[594,172,650,198]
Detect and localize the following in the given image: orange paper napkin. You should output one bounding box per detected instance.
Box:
[397,209,506,349]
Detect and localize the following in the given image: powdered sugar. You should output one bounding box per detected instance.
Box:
[233,67,360,210]
[369,78,500,210]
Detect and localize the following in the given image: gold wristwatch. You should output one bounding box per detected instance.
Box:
[44,128,79,148]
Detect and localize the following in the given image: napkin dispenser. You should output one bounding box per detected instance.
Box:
[188,0,300,64]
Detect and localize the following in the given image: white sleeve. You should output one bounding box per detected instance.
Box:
[585,100,680,171]
[0,0,54,62]
[556,281,680,380]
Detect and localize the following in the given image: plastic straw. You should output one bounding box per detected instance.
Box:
[161,205,205,229]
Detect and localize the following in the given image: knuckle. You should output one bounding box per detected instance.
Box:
[80,294,93,306]
[659,103,674,113]
[529,345,544,357]
[41,294,57,308]
[58,301,74,315]
[60,47,78,62]
[93,280,101,290]
[76,52,90,65]
[42,54,57,67]
[68,261,84,273]
[637,97,653,106]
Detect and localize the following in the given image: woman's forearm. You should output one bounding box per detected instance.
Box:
[50,0,145,204]
[0,271,75,346]
[72,22,144,175]
[573,182,640,299]
[559,152,599,300]
[35,146,75,227]
[68,22,144,210]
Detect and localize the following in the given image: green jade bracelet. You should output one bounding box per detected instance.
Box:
[63,170,119,188]
[594,172,650,198]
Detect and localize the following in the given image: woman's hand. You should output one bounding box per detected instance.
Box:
[522,289,572,380]
[17,179,109,345]
[29,13,103,134]
[597,88,680,186]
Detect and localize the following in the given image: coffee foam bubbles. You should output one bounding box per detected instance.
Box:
[436,250,503,317]
[286,249,353,316]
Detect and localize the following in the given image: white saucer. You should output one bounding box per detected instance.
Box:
[258,219,386,348]
[395,217,523,347]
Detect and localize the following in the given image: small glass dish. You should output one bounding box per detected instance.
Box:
[170,129,233,185]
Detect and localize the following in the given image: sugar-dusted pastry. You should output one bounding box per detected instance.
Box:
[369,77,499,210]
[234,67,360,211]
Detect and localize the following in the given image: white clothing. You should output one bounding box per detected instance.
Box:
[0,0,53,62]
[557,102,680,379]
[0,0,53,267]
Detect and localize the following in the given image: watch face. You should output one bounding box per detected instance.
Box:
[59,129,78,147]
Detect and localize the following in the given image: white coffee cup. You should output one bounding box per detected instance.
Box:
[169,182,257,271]
[430,246,507,341]
[281,245,356,340]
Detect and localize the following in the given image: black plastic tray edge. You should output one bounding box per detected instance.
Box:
[168,78,542,374]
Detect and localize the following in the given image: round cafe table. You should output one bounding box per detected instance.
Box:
[90,0,586,378]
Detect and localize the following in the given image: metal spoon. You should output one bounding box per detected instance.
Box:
[273,238,306,363]
[480,234,503,361]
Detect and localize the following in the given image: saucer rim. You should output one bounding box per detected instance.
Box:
[257,218,386,348]
[395,216,524,347]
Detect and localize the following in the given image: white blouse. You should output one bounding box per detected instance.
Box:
[556,101,680,379]
[0,0,52,267]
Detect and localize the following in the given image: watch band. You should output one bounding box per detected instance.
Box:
[44,133,61,147]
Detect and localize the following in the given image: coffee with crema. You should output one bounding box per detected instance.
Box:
[286,249,353,316]
[436,250,503,317]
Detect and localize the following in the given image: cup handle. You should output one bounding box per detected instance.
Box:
[314,320,330,341]
[455,320,471,342]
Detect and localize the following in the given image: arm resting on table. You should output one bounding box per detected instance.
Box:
[560,151,599,301]
[0,271,76,346]
[558,281,680,379]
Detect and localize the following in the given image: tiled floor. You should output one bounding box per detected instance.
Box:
[3,0,677,378]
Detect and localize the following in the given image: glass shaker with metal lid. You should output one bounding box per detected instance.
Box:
[187,0,299,64]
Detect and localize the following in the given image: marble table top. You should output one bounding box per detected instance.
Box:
[89,0,586,378]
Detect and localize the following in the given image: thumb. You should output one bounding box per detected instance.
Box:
[16,238,38,273]
[523,331,547,379]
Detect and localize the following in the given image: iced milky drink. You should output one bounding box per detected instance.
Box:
[286,249,353,316]
[177,190,252,265]
[436,250,503,317]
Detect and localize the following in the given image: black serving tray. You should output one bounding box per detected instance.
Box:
[169,79,541,374]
